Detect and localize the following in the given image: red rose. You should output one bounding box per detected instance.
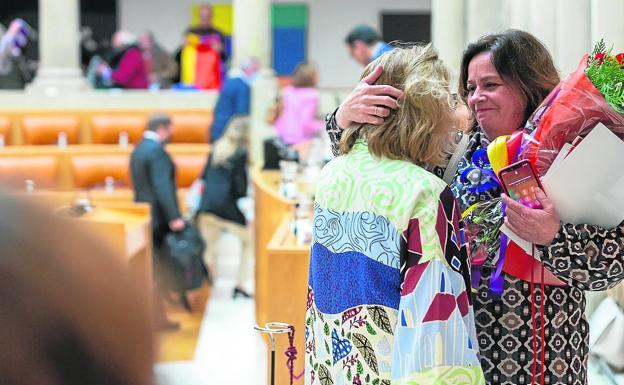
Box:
[594,52,606,64]
[616,53,624,65]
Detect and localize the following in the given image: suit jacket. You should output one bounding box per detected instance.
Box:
[130,138,181,243]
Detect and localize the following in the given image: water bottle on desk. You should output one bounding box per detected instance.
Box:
[293,194,313,245]
[118,131,129,147]
[279,160,299,200]
[104,176,115,193]
[57,131,67,148]
[25,179,35,194]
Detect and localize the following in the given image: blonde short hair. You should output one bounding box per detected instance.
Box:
[340,43,455,167]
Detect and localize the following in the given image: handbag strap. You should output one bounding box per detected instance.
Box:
[443,131,470,186]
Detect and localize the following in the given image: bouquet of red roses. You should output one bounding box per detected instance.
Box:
[520,40,624,174]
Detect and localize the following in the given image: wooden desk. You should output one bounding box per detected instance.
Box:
[14,188,191,215]
[264,215,310,385]
[14,195,154,299]
[252,169,294,327]
[75,204,153,297]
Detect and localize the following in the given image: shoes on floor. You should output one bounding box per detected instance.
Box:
[232,286,253,299]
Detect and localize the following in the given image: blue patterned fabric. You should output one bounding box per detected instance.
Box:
[308,242,400,314]
[313,204,401,268]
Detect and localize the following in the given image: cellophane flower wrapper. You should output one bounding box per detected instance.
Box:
[520,48,624,175]
[463,197,504,267]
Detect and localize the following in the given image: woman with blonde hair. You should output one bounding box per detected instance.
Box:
[196,115,252,298]
[305,44,483,384]
[274,62,323,145]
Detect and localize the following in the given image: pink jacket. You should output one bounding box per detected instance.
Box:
[274,86,323,145]
[111,47,149,89]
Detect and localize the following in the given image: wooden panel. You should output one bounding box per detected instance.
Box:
[0,115,10,144]
[252,169,293,327]
[265,215,310,385]
[0,109,213,145]
[70,154,132,189]
[0,144,209,191]
[91,115,147,144]
[21,115,81,145]
[0,155,58,189]
[171,113,212,143]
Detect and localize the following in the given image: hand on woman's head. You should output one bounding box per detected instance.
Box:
[336,65,403,129]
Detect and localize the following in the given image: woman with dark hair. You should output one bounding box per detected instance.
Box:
[323,29,624,385]
[0,194,154,385]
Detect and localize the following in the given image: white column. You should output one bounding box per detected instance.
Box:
[232,0,271,69]
[529,0,557,60]
[507,0,530,31]
[556,0,591,74]
[591,0,624,53]
[28,0,89,94]
[232,0,276,166]
[466,0,507,43]
[431,0,466,82]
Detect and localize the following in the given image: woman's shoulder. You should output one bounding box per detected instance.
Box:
[336,146,446,191]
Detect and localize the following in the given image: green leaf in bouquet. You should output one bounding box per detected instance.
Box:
[586,39,624,114]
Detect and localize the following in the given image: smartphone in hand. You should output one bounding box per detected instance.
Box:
[498,160,544,209]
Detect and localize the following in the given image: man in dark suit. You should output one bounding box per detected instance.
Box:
[131,113,185,242]
[131,113,185,329]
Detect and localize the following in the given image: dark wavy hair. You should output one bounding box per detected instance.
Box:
[458,29,560,125]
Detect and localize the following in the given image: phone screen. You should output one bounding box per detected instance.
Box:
[500,162,542,209]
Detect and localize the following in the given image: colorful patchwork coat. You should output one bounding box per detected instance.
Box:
[305,141,484,385]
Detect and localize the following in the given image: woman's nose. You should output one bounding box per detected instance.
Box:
[469,88,486,104]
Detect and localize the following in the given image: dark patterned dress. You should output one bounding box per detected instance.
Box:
[325,112,624,385]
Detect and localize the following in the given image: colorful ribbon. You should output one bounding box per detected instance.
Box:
[460,148,500,193]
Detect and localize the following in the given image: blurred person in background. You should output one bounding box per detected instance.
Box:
[184,4,227,63]
[80,26,99,71]
[97,30,148,89]
[0,193,154,385]
[174,4,228,89]
[131,113,187,324]
[210,57,260,142]
[138,31,178,89]
[196,116,251,298]
[273,62,323,146]
[345,24,392,66]
[0,19,35,89]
